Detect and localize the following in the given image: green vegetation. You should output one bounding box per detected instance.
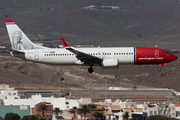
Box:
[36,104,48,117]
[5,113,20,120]
[68,107,77,119]
[88,104,96,109]
[92,112,104,120]
[147,115,179,120]
[122,112,130,120]
[78,105,90,120]
[21,114,46,120]
[53,107,63,119]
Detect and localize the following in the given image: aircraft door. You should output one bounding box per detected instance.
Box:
[155,49,159,58]
[35,51,39,60]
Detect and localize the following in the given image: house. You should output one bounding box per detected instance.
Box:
[175,104,180,117]
[31,102,53,117]
[108,105,121,120]
[157,104,176,118]
[137,103,156,116]
[76,104,104,120]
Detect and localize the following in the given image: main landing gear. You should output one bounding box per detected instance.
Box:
[88,66,93,73]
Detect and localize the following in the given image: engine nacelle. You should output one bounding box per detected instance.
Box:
[101,59,119,69]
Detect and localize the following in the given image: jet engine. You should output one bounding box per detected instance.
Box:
[101,59,119,69]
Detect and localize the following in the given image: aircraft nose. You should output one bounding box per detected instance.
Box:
[171,54,178,61]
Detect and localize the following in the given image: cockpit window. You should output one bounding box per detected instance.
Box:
[164,52,169,54]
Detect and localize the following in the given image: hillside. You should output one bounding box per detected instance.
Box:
[0,0,180,91]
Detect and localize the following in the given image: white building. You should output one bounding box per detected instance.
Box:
[4,94,42,108]
[0,84,19,99]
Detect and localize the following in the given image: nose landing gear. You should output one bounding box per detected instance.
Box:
[88,66,93,73]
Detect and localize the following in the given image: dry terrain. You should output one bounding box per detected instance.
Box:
[0,0,180,92]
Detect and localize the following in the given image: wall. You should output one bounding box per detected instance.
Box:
[4,94,42,108]
[0,105,30,119]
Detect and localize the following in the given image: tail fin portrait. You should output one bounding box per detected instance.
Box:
[4,18,47,50]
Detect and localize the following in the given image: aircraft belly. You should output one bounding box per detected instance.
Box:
[39,56,77,64]
[118,56,134,65]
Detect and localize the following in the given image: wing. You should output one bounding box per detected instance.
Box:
[66,47,102,64]
[61,37,102,64]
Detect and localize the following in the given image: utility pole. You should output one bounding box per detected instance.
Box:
[105,79,107,120]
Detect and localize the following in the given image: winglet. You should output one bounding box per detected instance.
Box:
[61,37,69,47]
[4,18,15,23]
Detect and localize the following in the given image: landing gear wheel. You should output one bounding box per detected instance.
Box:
[88,66,93,73]
[158,68,161,71]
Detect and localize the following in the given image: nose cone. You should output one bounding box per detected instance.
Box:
[171,54,178,61]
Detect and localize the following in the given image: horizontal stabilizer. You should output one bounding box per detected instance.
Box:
[5,48,24,54]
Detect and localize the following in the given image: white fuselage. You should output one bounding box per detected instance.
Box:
[14,47,135,66]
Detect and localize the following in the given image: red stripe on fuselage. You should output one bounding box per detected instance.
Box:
[135,47,173,64]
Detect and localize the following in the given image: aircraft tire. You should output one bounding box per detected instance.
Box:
[88,67,93,73]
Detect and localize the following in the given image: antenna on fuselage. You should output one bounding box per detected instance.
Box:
[155,42,158,48]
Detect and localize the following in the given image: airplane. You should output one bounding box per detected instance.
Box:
[4,18,177,73]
